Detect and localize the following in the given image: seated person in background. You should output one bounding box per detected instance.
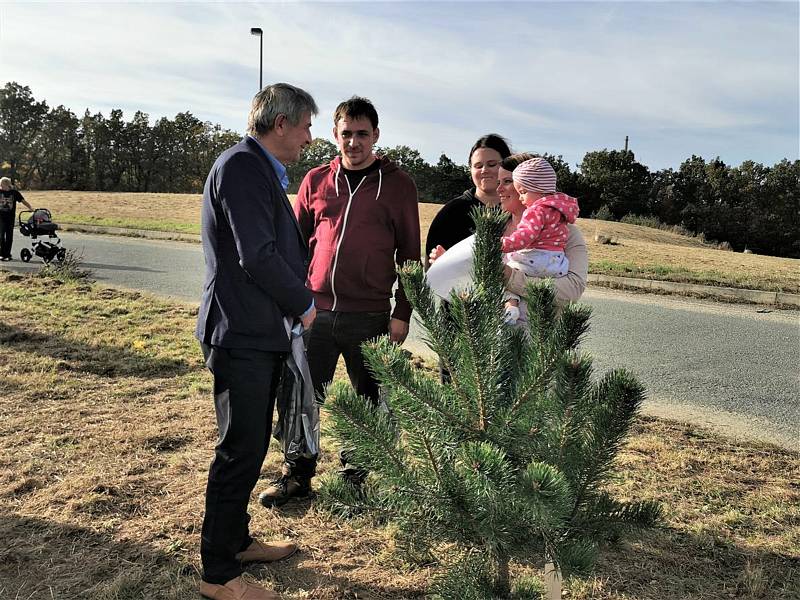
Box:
[500,157,579,324]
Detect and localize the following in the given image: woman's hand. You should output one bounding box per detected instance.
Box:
[428,245,446,266]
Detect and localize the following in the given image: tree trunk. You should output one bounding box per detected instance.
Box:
[492,550,511,598]
[544,561,562,600]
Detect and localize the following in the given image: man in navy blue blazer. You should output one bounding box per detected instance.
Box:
[196,83,318,600]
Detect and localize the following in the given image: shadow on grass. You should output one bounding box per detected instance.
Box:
[269,489,800,599]
[81,261,165,273]
[0,321,191,377]
[268,510,795,598]
[586,527,800,599]
[253,559,426,599]
[0,510,423,600]
[0,511,197,599]
[0,376,23,395]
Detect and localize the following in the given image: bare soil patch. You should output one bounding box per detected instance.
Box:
[0,271,797,599]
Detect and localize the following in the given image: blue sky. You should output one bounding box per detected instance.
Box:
[1,1,797,171]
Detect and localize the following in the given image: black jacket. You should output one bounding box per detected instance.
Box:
[425,188,482,257]
[196,137,313,352]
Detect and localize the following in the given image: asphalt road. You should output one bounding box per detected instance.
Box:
[4,231,799,450]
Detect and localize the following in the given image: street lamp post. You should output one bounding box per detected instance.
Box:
[250,27,263,91]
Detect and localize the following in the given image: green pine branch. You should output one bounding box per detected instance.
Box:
[325,380,408,480]
[568,369,646,521]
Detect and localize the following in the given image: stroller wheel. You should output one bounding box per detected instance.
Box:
[20,248,32,263]
[57,248,66,263]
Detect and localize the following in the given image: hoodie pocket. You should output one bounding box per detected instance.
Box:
[308,245,335,294]
[363,251,396,297]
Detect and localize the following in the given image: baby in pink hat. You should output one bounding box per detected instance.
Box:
[501,157,580,324]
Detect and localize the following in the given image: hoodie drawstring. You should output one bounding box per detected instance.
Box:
[334,160,383,202]
[330,173,367,311]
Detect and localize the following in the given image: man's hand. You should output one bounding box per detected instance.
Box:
[300,306,316,331]
[389,318,409,344]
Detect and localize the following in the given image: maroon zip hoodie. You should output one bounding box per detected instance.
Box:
[294,155,420,322]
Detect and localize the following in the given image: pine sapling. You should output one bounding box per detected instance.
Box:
[319,208,661,598]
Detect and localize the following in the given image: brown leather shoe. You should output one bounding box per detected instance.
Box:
[258,474,310,508]
[235,538,297,564]
[198,575,280,600]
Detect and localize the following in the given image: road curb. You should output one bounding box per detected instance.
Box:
[588,274,800,307]
[58,223,799,308]
[60,223,202,243]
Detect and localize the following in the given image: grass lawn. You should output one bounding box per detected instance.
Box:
[1,270,798,599]
[23,190,800,294]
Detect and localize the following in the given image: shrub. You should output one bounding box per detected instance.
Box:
[620,214,663,229]
[590,204,614,221]
[620,214,706,241]
[36,249,94,283]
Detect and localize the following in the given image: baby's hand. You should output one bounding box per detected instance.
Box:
[504,304,520,325]
[428,245,446,266]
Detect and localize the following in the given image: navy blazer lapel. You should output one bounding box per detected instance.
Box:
[244,137,307,249]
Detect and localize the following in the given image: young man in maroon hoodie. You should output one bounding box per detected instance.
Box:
[260,96,420,507]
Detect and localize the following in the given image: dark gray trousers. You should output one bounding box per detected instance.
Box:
[200,342,284,584]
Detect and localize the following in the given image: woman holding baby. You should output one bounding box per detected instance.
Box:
[425,136,588,313]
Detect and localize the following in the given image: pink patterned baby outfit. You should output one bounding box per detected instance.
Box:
[501,193,580,278]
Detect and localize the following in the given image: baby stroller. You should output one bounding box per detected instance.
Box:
[18,208,66,264]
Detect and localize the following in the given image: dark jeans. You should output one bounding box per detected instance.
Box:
[0,211,14,258]
[288,309,389,478]
[200,342,285,584]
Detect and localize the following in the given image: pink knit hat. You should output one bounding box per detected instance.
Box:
[512,157,557,194]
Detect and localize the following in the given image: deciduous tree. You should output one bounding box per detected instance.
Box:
[0,82,48,185]
[579,149,651,219]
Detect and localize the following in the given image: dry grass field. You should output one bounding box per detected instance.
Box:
[23,191,800,294]
[1,270,798,599]
[24,190,204,235]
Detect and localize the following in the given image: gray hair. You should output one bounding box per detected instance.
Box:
[0,177,11,189]
[247,83,318,136]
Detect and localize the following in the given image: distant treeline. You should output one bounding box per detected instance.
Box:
[2,82,798,257]
[0,82,240,194]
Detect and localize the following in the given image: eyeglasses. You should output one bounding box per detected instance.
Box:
[471,160,499,169]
